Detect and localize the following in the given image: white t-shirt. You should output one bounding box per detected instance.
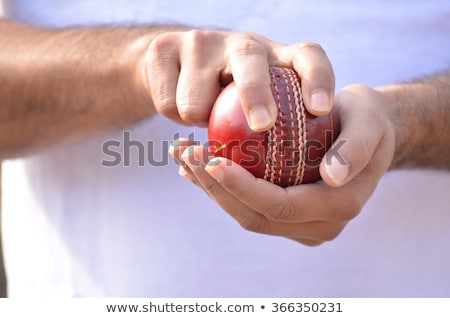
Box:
[2,0,450,297]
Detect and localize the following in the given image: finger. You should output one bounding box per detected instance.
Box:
[188,149,346,241]
[145,32,183,124]
[181,147,273,233]
[319,85,387,187]
[178,165,199,186]
[181,145,215,184]
[169,139,200,184]
[205,157,347,223]
[279,43,335,116]
[176,31,223,126]
[225,33,277,132]
[168,138,198,165]
[176,67,221,126]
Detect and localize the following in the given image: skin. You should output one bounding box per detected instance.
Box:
[0,19,333,159]
[172,72,450,246]
[0,19,448,246]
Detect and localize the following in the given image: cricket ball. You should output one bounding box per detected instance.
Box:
[208,67,339,187]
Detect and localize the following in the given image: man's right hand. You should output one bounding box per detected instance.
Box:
[142,30,335,131]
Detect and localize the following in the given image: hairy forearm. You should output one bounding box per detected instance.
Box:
[0,19,184,159]
[378,70,450,170]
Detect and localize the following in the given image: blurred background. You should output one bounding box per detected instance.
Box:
[0,0,7,300]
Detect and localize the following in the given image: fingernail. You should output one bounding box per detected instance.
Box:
[178,165,188,177]
[169,140,180,156]
[325,158,349,186]
[249,106,272,131]
[179,166,197,185]
[205,158,224,182]
[311,91,331,113]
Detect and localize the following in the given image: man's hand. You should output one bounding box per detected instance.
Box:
[170,70,450,245]
[170,84,396,245]
[143,30,335,131]
[0,22,334,158]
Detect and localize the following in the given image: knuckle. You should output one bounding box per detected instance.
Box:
[182,30,224,62]
[177,95,209,124]
[229,33,266,57]
[147,33,175,64]
[177,106,200,124]
[295,41,325,53]
[238,214,265,233]
[236,80,263,95]
[290,42,332,76]
[183,29,212,47]
[204,179,220,197]
[264,199,299,222]
[154,95,177,117]
[234,74,271,98]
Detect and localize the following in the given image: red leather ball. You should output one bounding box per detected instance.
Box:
[208,67,340,187]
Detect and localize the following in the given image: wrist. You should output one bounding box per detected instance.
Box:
[377,73,450,170]
[122,33,157,119]
[376,84,411,170]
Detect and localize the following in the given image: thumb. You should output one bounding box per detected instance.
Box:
[319,85,385,187]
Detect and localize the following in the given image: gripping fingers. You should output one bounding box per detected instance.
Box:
[180,145,220,192]
[280,43,335,116]
[176,30,224,126]
[205,157,346,223]
[169,138,198,183]
[169,138,197,165]
[180,148,349,242]
[176,67,221,126]
[225,33,278,132]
